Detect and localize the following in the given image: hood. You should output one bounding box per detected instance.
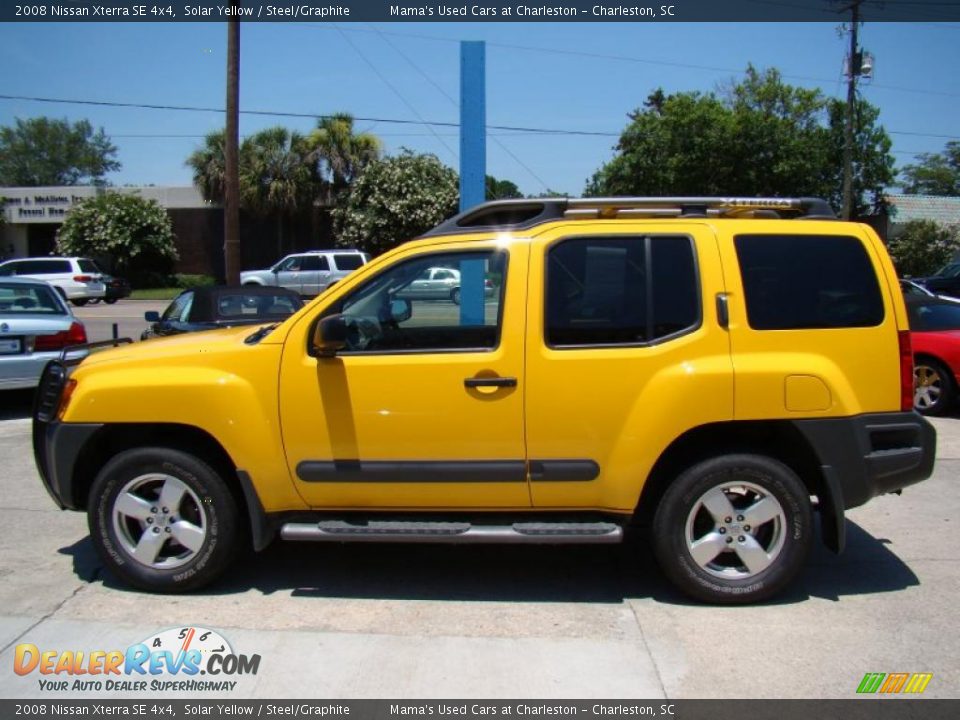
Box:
[75,324,276,372]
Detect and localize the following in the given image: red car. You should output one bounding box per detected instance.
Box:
[907,296,960,415]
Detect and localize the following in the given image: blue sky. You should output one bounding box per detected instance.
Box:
[0,21,957,196]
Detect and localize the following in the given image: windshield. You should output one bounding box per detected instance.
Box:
[934,262,960,278]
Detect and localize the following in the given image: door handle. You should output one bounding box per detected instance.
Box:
[464,376,517,389]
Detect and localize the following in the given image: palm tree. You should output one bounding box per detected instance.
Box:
[186,130,227,203]
[307,113,381,202]
[239,127,318,256]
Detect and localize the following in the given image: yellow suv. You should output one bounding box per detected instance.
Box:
[33,197,936,603]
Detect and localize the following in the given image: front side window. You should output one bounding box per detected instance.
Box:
[324,250,506,354]
[735,234,884,330]
[546,236,699,347]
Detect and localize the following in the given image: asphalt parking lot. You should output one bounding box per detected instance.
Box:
[0,300,958,699]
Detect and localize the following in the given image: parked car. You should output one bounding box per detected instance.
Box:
[0,278,87,389]
[141,286,304,340]
[917,261,960,299]
[240,250,370,297]
[0,257,106,306]
[901,278,960,304]
[907,295,960,416]
[396,266,495,305]
[33,196,935,603]
[98,275,131,304]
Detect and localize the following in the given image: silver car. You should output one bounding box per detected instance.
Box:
[240,250,370,296]
[0,278,88,390]
[397,266,495,305]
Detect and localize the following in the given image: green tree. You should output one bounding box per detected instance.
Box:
[587,67,894,219]
[333,150,459,255]
[824,98,895,217]
[887,219,960,278]
[186,129,227,202]
[56,192,178,281]
[486,175,523,200]
[900,141,960,196]
[0,117,120,186]
[240,127,319,256]
[307,113,381,202]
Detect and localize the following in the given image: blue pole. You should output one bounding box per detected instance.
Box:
[459,40,486,326]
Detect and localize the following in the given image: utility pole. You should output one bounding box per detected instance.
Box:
[842,0,863,221]
[223,5,241,285]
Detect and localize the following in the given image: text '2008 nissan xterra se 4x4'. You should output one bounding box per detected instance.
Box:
[33,197,936,603]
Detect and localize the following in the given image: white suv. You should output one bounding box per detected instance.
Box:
[0,257,106,306]
[240,250,370,296]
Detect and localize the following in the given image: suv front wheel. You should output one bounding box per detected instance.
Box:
[88,448,241,593]
[652,454,812,604]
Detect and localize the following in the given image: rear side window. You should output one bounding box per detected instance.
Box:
[16,259,72,275]
[77,259,101,273]
[333,254,364,271]
[735,234,884,330]
[546,236,699,347]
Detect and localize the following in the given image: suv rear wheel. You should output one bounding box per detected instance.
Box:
[652,454,812,604]
[88,448,240,593]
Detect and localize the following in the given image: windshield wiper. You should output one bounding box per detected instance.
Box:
[244,323,280,345]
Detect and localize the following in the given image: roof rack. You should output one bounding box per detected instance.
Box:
[421,196,837,237]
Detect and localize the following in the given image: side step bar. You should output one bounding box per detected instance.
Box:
[280,520,623,545]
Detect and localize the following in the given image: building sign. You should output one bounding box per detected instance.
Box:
[1,187,99,224]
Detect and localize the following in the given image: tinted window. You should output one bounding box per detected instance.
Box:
[299,256,328,271]
[735,234,884,330]
[18,259,72,275]
[0,283,66,314]
[333,254,364,271]
[77,259,102,273]
[0,263,18,277]
[908,301,960,331]
[327,250,506,353]
[215,292,302,319]
[546,236,699,347]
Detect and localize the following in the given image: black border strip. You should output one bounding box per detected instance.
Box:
[296,459,601,483]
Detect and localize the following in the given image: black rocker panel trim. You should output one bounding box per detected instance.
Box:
[296,459,601,483]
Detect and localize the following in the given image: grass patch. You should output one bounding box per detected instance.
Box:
[130,288,180,301]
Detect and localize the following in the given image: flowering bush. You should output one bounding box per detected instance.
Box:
[56,192,178,276]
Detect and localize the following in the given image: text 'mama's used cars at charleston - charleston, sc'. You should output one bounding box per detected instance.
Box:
[0,277,87,389]
[141,286,304,340]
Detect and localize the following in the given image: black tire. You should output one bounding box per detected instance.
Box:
[651,454,812,604]
[71,298,89,307]
[88,447,241,593]
[451,287,461,305]
[914,357,956,416]
[104,298,118,305]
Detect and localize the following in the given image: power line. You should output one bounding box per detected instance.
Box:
[0,93,618,137]
[287,23,960,100]
[6,94,957,144]
[368,24,551,193]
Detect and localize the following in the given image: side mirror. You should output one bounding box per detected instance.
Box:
[144,311,160,322]
[311,314,348,357]
[389,298,412,323]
